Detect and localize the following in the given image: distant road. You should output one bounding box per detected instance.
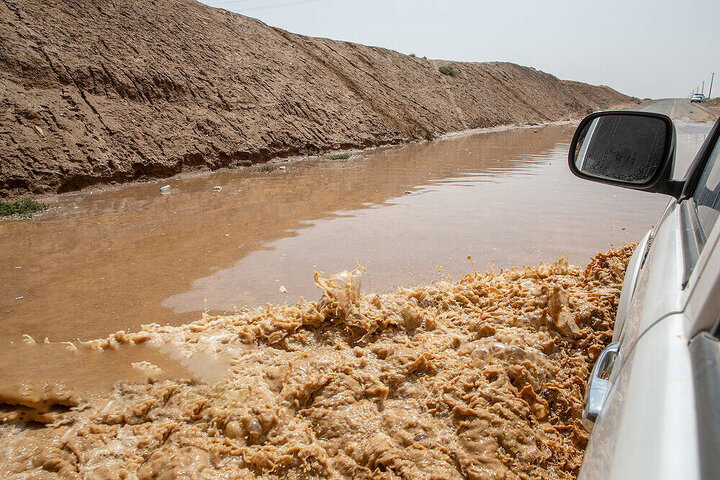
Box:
[629,98,717,122]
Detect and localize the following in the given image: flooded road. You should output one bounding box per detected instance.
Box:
[0,121,712,346]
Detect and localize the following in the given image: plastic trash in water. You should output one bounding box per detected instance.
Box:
[159,185,171,193]
[213,186,223,192]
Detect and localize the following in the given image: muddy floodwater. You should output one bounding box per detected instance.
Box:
[0,122,711,346]
[0,121,713,479]
[0,247,633,479]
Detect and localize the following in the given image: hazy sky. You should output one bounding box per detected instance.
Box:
[200,0,718,99]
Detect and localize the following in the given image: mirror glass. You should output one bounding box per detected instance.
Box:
[573,114,669,185]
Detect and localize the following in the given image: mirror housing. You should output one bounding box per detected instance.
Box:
[569,111,683,197]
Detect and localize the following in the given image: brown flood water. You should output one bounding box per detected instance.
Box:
[1,122,711,346]
[0,120,710,463]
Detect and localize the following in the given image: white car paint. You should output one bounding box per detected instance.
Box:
[579,198,708,478]
[611,229,651,344]
[581,313,700,480]
[578,116,720,479]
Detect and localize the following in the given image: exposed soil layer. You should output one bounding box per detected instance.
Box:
[0,245,633,479]
[705,97,720,116]
[0,0,633,197]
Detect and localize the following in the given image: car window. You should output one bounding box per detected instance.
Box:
[693,139,720,240]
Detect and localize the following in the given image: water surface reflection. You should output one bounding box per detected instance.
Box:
[0,123,710,344]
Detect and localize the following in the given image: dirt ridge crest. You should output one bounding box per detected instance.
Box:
[0,0,633,197]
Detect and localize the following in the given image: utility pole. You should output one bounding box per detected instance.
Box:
[709,72,715,99]
[702,81,705,95]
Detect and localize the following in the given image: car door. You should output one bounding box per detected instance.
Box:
[577,116,720,479]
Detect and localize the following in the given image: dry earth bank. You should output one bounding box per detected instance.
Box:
[0,0,633,197]
[705,97,720,116]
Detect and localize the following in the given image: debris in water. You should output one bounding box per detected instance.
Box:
[159,185,171,193]
[131,361,163,380]
[279,285,287,293]
[213,186,223,191]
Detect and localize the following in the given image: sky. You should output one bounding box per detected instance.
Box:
[200,0,719,99]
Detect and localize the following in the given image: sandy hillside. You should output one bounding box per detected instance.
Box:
[705,97,720,116]
[0,0,633,197]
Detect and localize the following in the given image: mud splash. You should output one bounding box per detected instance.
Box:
[0,245,632,478]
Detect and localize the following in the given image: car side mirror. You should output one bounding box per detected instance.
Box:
[569,111,682,197]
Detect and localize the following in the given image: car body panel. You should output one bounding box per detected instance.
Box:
[579,313,700,480]
[612,229,651,344]
[580,198,700,479]
[579,115,720,479]
[613,200,685,357]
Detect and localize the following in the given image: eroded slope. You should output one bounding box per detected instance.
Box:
[0,0,631,196]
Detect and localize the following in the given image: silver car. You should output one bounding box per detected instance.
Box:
[568,111,720,479]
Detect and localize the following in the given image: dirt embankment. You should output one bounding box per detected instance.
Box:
[0,0,632,197]
[0,246,633,479]
[705,97,720,116]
